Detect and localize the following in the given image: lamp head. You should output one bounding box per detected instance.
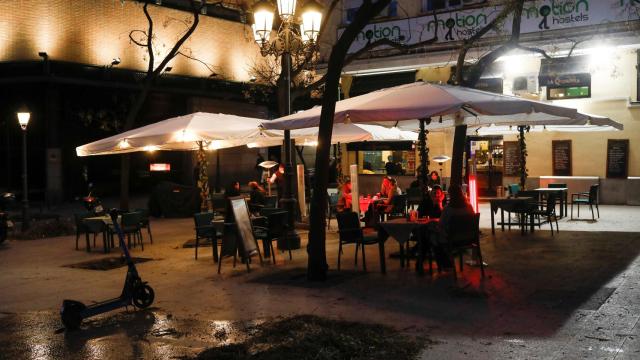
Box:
[111,57,121,66]
[252,0,274,43]
[301,0,323,43]
[276,0,296,20]
[17,106,30,130]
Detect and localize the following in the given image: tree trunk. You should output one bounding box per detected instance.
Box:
[307,0,391,281]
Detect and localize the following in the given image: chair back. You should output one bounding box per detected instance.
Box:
[548,183,567,189]
[121,212,142,228]
[266,211,288,238]
[194,212,215,227]
[83,218,106,233]
[389,194,407,215]
[336,211,362,243]
[134,208,150,225]
[264,196,278,208]
[544,192,557,215]
[445,213,480,248]
[508,184,520,197]
[588,184,599,203]
[406,187,422,204]
[74,213,92,231]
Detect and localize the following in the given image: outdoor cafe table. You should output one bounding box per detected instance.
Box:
[489,197,536,235]
[377,218,439,275]
[534,187,568,218]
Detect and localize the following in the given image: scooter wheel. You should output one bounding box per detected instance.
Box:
[60,300,85,330]
[132,284,155,309]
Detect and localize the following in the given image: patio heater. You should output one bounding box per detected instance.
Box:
[17,107,31,232]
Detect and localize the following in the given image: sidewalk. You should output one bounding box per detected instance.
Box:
[0,205,639,359]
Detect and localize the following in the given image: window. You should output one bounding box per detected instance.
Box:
[359,150,415,175]
[423,0,485,12]
[343,0,399,24]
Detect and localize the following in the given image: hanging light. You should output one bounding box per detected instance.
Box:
[277,0,296,20]
[252,0,274,43]
[301,0,322,43]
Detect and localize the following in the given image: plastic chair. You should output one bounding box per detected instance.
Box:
[82,218,110,253]
[384,194,407,221]
[530,192,559,235]
[135,208,153,244]
[571,184,600,220]
[443,213,484,280]
[253,210,289,263]
[406,187,422,210]
[508,184,521,197]
[193,212,218,261]
[121,212,144,250]
[74,213,93,251]
[327,192,340,229]
[336,211,380,272]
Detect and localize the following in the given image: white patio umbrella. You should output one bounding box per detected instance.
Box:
[76,112,279,156]
[260,82,587,131]
[250,122,417,148]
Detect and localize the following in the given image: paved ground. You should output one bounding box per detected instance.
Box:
[1,204,639,359]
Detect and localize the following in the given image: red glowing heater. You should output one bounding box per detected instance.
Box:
[468,175,479,213]
[150,163,171,172]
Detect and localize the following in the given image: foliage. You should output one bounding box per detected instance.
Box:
[195,315,427,360]
[196,144,212,212]
[517,125,530,188]
[75,93,134,133]
[11,217,75,240]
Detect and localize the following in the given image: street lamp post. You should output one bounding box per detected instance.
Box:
[17,108,31,232]
[251,0,322,250]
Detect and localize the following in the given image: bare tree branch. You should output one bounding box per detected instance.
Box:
[176,51,219,75]
[514,44,552,59]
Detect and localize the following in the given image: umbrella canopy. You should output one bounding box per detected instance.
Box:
[250,123,417,147]
[76,112,279,156]
[261,82,587,130]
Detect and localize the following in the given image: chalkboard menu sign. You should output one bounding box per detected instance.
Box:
[503,141,521,177]
[552,140,572,176]
[606,139,629,178]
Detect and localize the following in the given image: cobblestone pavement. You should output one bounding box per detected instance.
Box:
[1,205,639,359]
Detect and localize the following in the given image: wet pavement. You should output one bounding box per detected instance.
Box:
[1,205,640,359]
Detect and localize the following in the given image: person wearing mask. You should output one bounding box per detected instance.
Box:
[430,184,475,269]
[269,163,285,207]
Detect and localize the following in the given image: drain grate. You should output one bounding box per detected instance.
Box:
[64,257,153,271]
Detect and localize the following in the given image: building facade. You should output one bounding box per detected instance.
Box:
[0,0,274,205]
[317,0,640,204]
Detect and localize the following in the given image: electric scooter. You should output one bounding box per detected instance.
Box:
[60,209,155,330]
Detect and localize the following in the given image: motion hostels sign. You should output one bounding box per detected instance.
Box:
[342,0,640,54]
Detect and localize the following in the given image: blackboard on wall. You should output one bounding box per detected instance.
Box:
[503,141,521,177]
[607,139,629,178]
[552,140,572,176]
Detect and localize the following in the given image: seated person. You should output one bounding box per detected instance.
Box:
[248,181,266,211]
[427,171,441,187]
[376,178,398,215]
[430,184,475,269]
[385,156,397,175]
[336,178,352,212]
[380,176,394,198]
[418,185,445,218]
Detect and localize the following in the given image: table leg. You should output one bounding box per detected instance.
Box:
[500,208,505,232]
[491,205,496,234]
[378,237,386,274]
[530,211,535,233]
[416,232,424,276]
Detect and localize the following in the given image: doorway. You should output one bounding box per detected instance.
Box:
[466,136,504,197]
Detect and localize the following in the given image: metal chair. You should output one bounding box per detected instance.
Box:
[443,213,484,280]
[336,211,380,272]
[193,212,218,261]
[571,184,600,220]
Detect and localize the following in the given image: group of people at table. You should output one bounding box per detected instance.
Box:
[335,172,477,269]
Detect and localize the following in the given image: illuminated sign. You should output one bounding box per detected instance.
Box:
[150,163,171,172]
